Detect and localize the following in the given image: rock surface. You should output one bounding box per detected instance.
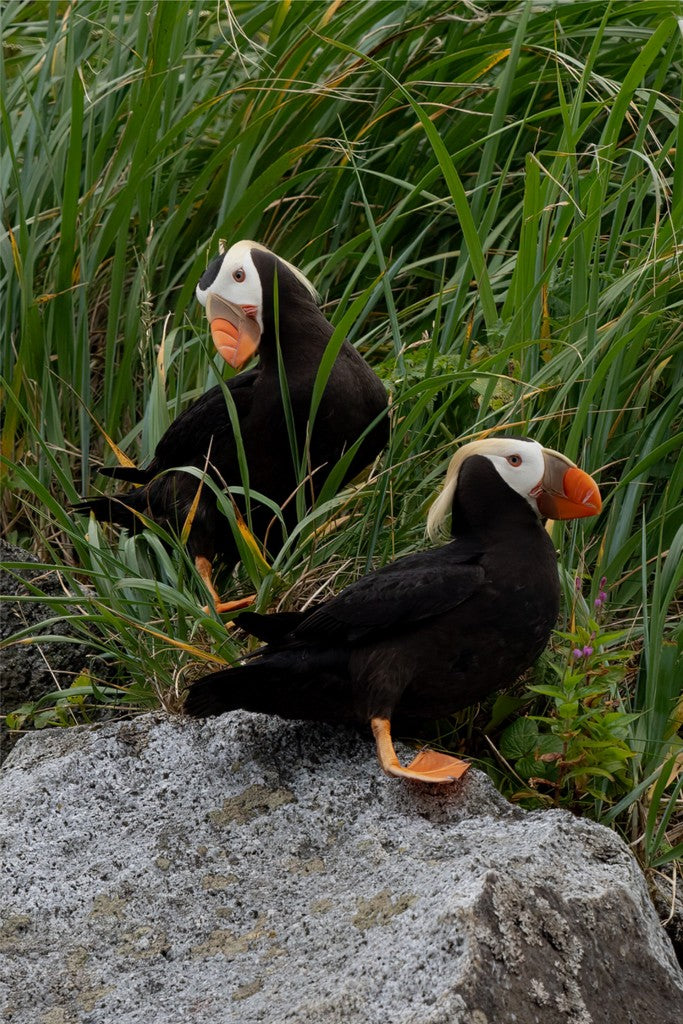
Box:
[1,712,681,1024]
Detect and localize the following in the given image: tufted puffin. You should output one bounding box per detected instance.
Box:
[184,437,601,783]
[74,241,389,612]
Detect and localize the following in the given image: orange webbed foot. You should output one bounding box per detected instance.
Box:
[395,748,470,783]
[195,556,256,623]
[371,717,469,785]
[213,594,257,615]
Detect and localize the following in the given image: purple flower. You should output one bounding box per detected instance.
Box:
[575,577,582,591]
[594,597,603,608]
[583,645,593,657]
[598,590,607,602]
[600,576,607,589]
[572,648,583,659]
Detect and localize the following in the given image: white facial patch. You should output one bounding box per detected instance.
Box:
[483,440,545,512]
[196,242,264,331]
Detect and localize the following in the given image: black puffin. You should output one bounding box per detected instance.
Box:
[184,437,602,783]
[74,241,389,612]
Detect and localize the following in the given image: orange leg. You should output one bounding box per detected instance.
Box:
[371,717,470,784]
[195,556,256,616]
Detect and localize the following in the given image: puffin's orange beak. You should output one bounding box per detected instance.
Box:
[534,450,602,520]
[205,293,261,369]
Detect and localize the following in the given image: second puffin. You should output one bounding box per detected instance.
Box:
[185,437,601,783]
[75,241,389,611]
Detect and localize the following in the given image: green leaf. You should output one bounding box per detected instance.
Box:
[535,734,564,756]
[500,718,539,761]
[528,684,567,700]
[557,701,580,720]
[485,693,527,733]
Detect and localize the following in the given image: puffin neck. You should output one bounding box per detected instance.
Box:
[450,454,540,539]
[251,248,332,376]
[260,305,332,368]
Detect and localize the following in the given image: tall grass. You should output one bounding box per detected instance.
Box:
[1,2,681,877]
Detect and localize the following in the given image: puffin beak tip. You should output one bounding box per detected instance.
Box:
[537,460,602,521]
[561,466,602,518]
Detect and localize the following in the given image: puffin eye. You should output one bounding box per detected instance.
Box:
[506,454,522,467]
[233,268,245,282]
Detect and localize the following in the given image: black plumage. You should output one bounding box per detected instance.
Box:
[185,438,601,782]
[74,242,388,607]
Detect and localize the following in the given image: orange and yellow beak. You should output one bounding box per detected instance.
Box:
[534,449,602,521]
[205,293,261,369]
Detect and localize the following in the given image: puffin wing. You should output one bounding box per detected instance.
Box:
[152,372,258,470]
[294,538,484,645]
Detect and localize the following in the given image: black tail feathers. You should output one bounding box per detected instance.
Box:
[184,667,242,716]
[184,656,299,718]
[185,651,343,724]
[70,494,143,530]
[237,610,310,644]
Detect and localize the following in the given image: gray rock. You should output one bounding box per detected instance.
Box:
[1,711,681,1024]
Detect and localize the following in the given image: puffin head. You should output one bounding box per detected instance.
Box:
[196,240,319,369]
[427,437,602,540]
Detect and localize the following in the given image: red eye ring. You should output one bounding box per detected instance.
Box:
[233,268,245,282]
[507,454,522,467]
